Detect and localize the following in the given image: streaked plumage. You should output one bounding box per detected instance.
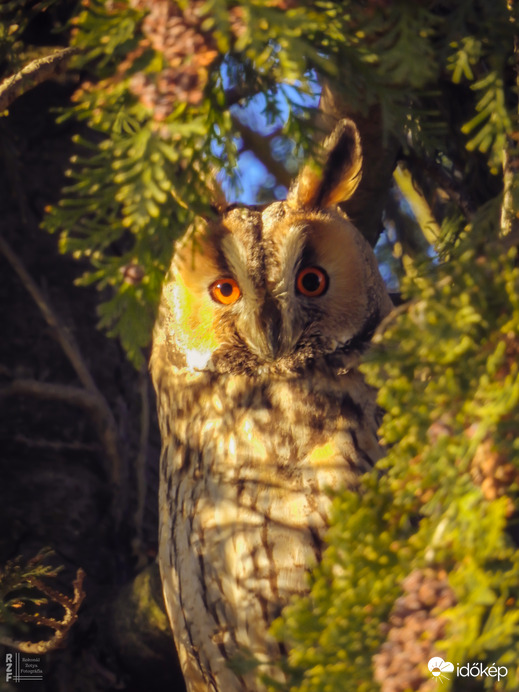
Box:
[150,120,393,692]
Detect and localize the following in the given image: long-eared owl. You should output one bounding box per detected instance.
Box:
[150,120,393,692]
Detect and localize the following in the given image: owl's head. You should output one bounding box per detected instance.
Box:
[152,120,393,376]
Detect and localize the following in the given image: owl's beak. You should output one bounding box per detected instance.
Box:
[260,297,282,360]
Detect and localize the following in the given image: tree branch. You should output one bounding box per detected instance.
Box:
[13,433,100,453]
[0,235,124,517]
[132,367,150,565]
[0,378,103,408]
[231,115,292,188]
[0,47,79,112]
[393,164,441,247]
[501,0,519,237]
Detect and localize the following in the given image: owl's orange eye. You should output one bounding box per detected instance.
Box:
[209,278,241,305]
[296,266,329,297]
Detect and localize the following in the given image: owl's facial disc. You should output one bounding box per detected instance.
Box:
[160,199,392,374]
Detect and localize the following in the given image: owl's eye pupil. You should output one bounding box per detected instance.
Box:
[302,273,320,293]
[220,282,233,297]
[296,266,329,297]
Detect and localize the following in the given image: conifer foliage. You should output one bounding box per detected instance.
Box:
[2,1,519,690]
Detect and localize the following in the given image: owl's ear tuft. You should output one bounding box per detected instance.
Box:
[207,176,228,216]
[287,119,362,210]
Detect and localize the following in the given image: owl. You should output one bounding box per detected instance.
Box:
[150,119,393,692]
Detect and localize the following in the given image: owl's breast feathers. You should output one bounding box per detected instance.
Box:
[153,362,383,691]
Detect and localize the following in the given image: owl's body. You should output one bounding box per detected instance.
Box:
[151,121,393,692]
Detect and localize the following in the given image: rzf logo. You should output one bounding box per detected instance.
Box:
[4,652,43,682]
